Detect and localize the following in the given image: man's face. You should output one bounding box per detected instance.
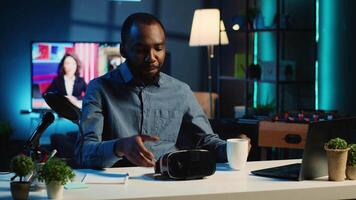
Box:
[122,22,166,83]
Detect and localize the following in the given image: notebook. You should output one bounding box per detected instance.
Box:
[251,118,356,181]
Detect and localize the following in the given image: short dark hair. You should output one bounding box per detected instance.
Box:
[121,12,166,45]
[57,52,82,77]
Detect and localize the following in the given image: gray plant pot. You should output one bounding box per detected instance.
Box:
[10,181,31,200]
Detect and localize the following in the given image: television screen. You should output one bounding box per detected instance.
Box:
[31,42,123,110]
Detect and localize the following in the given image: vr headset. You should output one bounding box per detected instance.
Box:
[154,149,216,180]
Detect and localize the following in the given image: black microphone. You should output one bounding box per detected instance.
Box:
[25,112,55,150]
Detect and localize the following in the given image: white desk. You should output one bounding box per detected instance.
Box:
[1,159,356,200]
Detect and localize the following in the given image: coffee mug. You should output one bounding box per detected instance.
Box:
[227,138,249,170]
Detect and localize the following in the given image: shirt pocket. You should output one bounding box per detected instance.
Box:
[153,109,182,142]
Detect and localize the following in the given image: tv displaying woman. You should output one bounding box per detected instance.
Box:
[46,52,87,108]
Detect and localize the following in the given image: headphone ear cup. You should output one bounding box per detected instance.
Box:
[154,158,161,174]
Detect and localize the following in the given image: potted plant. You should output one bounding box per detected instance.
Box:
[10,155,34,200]
[324,137,350,181]
[346,144,356,180]
[38,158,75,199]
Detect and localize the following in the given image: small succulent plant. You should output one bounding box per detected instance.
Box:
[347,144,356,166]
[326,137,348,149]
[10,155,34,182]
[38,158,75,185]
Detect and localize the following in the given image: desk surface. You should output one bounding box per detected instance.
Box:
[1,159,356,200]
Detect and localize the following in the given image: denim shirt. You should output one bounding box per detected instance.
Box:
[76,62,227,168]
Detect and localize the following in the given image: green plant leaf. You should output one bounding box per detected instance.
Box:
[10,155,34,182]
[348,144,356,166]
[326,137,348,149]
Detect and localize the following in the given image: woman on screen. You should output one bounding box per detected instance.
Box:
[46,52,87,108]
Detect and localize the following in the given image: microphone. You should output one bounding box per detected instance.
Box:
[25,112,55,150]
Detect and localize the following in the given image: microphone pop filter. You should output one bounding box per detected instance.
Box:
[43,92,81,123]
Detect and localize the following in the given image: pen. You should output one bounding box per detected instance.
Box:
[47,149,57,161]
[81,174,87,183]
[27,173,34,182]
[40,149,57,163]
[10,175,17,181]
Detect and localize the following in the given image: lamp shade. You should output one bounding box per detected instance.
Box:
[189,9,221,46]
[220,20,229,45]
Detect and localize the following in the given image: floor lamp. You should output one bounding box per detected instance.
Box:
[189,9,229,118]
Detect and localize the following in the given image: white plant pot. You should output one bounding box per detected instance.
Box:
[46,181,64,199]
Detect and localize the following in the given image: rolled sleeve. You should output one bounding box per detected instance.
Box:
[82,140,120,168]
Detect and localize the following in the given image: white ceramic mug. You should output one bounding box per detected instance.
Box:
[227,138,249,170]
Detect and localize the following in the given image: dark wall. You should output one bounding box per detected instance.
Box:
[0,0,204,140]
[319,0,356,115]
[0,0,73,140]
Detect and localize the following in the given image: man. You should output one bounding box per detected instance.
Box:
[76,12,250,168]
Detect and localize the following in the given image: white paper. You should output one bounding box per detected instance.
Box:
[82,170,128,184]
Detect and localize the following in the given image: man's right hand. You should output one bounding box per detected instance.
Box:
[114,135,159,167]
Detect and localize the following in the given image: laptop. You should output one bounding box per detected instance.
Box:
[251,118,356,181]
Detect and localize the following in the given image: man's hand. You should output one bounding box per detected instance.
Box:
[114,135,159,167]
[239,134,252,152]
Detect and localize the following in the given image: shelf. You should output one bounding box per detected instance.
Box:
[278,81,314,84]
[217,0,316,118]
[228,28,315,34]
[219,76,275,83]
[219,76,314,84]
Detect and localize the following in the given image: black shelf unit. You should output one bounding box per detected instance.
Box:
[217,0,316,118]
[219,76,314,85]
[227,28,315,33]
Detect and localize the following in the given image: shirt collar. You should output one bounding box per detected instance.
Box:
[118,62,133,84]
[118,62,161,87]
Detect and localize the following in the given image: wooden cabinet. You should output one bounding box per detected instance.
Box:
[258,121,308,149]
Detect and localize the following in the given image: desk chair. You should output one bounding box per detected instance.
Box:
[193,92,218,119]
